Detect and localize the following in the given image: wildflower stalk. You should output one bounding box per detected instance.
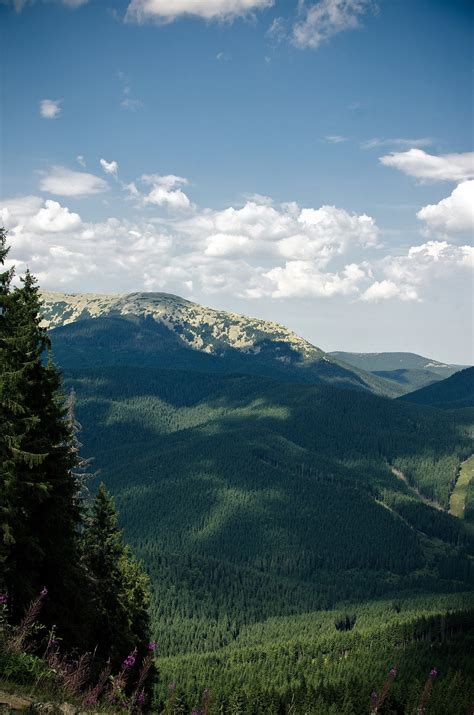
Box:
[130,642,157,709]
[417,668,439,714]
[83,660,112,708]
[8,587,48,653]
[369,666,397,713]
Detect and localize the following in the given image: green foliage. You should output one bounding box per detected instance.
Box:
[153,596,474,714]
[0,649,52,684]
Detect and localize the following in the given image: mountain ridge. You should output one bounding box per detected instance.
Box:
[42,290,403,397]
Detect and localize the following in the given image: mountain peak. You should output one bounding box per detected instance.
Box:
[40,290,323,359]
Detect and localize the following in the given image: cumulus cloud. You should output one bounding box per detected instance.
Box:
[40,99,62,119]
[417,180,474,235]
[125,0,274,23]
[100,158,119,177]
[379,149,474,182]
[141,174,193,211]
[2,187,472,304]
[292,0,376,49]
[28,200,82,233]
[360,280,417,302]
[39,166,109,197]
[264,260,367,298]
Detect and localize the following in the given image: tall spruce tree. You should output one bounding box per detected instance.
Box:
[82,484,151,665]
[0,231,47,595]
[1,260,88,645]
[1,232,152,663]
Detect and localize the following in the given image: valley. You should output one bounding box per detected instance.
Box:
[41,292,474,711]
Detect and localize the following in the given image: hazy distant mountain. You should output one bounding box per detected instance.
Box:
[42,291,402,396]
[400,367,474,409]
[330,351,468,394]
[330,351,466,374]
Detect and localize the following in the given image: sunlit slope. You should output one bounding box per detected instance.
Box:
[44,291,402,395]
[154,594,474,713]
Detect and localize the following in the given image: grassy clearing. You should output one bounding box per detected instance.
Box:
[450,454,474,518]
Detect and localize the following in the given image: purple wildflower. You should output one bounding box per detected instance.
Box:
[191,710,200,715]
[148,640,157,652]
[430,667,439,679]
[0,594,8,606]
[122,654,136,670]
[370,690,378,705]
[389,666,397,678]
[40,587,48,598]
[137,691,146,707]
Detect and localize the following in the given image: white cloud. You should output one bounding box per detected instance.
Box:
[40,99,62,119]
[117,71,144,111]
[361,240,473,302]
[2,184,471,305]
[264,260,367,298]
[417,181,474,235]
[125,0,274,23]
[2,0,88,9]
[324,135,348,143]
[39,166,109,197]
[60,0,89,6]
[76,155,86,167]
[28,200,82,233]
[141,174,193,211]
[205,233,250,257]
[292,0,376,49]
[120,98,144,111]
[361,137,432,150]
[379,149,474,182]
[100,158,119,177]
[361,280,417,302]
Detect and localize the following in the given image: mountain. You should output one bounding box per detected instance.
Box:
[37,291,474,709]
[42,291,402,396]
[400,366,474,409]
[329,351,467,374]
[330,351,468,394]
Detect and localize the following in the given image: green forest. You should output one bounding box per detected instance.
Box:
[1,226,473,714]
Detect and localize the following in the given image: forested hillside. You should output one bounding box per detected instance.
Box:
[59,365,474,657]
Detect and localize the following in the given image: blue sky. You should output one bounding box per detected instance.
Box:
[1,0,473,362]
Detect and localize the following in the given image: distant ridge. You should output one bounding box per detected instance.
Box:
[330,351,466,374]
[330,351,468,394]
[399,367,474,409]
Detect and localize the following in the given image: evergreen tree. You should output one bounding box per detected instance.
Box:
[0,232,47,596]
[82,484,151,665]
[2,261,87,646]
